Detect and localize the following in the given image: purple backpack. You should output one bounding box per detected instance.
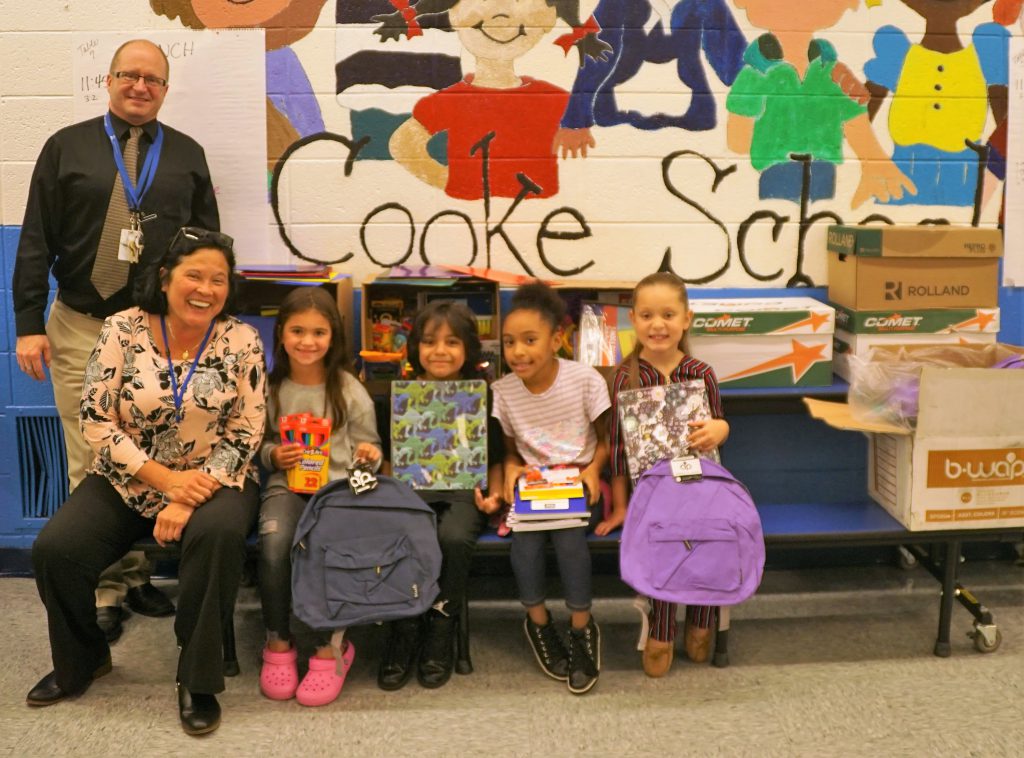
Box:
[620,458,765,606]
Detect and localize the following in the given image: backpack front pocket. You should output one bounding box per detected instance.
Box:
[322,535,424,616]
[647,519,742,594]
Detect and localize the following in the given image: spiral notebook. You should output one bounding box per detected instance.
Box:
[616,380,720,483]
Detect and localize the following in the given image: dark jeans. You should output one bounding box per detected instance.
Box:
[32,474,258,695]
[257,488,309,642]
[510,504,602,613]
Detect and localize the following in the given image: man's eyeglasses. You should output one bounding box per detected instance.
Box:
[113,71,168,88]
[170,227,235,252]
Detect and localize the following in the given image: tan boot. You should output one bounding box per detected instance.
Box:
[684,623,712,663]
[642,637,674,677]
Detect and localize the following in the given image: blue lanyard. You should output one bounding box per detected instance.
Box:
[103,112,164,212]
[160,316,216,422]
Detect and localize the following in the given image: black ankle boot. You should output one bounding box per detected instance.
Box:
[417,611,456,689]
[378,616,421,691]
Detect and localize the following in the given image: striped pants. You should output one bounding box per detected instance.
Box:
[650,601,716,642]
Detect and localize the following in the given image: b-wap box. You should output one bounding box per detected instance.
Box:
[806,346,1024,531]
[826,225,1001,310]
[689,298,835,388]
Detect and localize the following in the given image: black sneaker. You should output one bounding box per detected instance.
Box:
[524,614,569,681]
[567,618,600,695]
[378,616,421,691]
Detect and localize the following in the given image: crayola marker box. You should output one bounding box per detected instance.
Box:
[280,413,332,494]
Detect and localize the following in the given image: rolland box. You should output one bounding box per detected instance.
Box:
[830,305,1000,382]
[806,347,1024,531]
[688,298,835,388]
[826,225,1002,310]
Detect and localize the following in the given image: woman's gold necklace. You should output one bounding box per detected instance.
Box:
[165,320,197,361]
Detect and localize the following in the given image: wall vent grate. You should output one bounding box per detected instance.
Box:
[16,415,68,519]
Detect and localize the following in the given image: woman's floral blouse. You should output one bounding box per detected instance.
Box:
[81,307,267,517]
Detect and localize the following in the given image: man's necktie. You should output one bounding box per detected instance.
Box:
[91,125,142,299]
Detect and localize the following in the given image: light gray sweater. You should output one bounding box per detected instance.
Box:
[260,372,381,492]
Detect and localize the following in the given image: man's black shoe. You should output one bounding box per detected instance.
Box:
[26,658,112,707]
[126,583,175,617]
[96,605,125,643]
[177,682,221,736]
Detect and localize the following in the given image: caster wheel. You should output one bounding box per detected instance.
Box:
[974,628,1002,654]
[896,546,918,570]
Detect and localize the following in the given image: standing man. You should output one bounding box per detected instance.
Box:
[13,39,219,641]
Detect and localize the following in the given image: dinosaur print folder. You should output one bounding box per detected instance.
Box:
[616,380,720,483]
[391,379,488,490]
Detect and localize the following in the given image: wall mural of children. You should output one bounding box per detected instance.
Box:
[336,0,462,162]
[980,0,1021,222]
[553,0,747,160]
[725,0,916,208]
[864,0,1009,207]
[150,0,328,170]
[380,0,610,200]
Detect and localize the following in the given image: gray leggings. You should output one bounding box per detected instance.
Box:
[510,505,601,613]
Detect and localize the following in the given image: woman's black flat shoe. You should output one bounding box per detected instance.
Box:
[177,682,220,736]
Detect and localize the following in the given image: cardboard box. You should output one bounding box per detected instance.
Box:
[831,304,1000,335]
[833,330,998,382]
[805,345,1024,531]
[688,298,835,388]
[831,306,1001,381]
[826,225,1001,310]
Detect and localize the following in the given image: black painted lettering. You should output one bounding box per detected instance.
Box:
[420,210,478,266]
[536,207,594,276]
[361,202,414,267]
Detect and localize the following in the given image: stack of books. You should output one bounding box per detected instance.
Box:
[509,467,590,532]
[238,264,340,284]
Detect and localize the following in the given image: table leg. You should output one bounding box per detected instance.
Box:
[933,539,960,657]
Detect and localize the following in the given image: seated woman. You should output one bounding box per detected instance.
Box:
[26,227,266,737]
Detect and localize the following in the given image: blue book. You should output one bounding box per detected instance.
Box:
[513,488,590,521]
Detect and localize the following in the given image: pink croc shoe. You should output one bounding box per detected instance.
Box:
[295,642,356,707]
[260,646,299,701]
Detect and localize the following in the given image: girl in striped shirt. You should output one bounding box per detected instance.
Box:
[492,282,610,695]
[607,272,729,677]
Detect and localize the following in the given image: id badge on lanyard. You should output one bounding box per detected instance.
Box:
[104,113,163,264]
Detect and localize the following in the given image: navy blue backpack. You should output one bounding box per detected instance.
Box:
[291,475,442,630]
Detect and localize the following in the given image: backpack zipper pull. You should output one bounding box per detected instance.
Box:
[375,566,381,576]
[683,540,693,551]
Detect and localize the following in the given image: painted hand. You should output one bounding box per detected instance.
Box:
[552,128,596,159]
[852,160,917,208]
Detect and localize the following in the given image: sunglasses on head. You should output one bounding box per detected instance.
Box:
[170,226,235,252]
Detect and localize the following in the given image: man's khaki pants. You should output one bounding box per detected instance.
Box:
[46,298,150,607]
